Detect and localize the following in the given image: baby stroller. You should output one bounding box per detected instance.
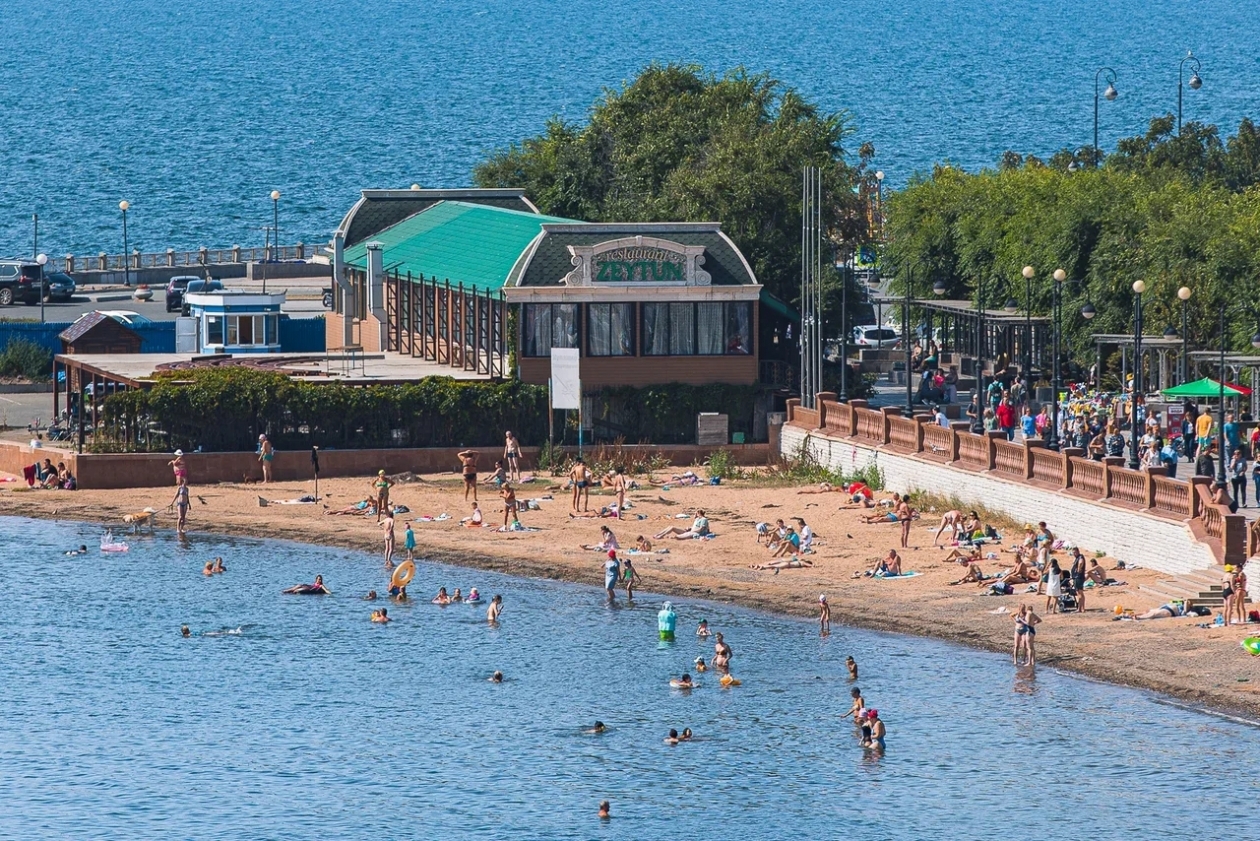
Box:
[1058,575,1079,612]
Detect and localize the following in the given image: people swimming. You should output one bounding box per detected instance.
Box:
[694,656,707,672]
[371,607,390,623]
[669,673,694,689]
[846,656,859,680]
[283,575,330,595]
[451,588,464,603]
[487,594,503,622]
[433,587,451,605]
[490,671,504,683]
[466,588,482,603]
[664,728,680,745]
[364,590,378,601]
[598,801,611,820]
[680,728,693,741]
[180,625,191,637]
[696,619,711,637]
[584,721,607,734]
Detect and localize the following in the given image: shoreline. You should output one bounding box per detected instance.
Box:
[5,474,1260,719]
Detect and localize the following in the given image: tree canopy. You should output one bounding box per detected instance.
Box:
[474,64,872,306]
[885,116,1260,366]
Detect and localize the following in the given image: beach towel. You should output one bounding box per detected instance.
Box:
[496,523,539,533]
[873,571,921,579]
[22,464,35,487]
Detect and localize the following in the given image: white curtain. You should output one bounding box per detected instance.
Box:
[698,303,724,354]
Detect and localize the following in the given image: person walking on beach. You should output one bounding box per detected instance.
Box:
[611,468,628,519]
[170,482,190,535]
[373,470,392,522]
[258,434,274,484]
[381,512,395,568]
[819,594,831,635]
[458,450,478,502]
[503,430,522,484]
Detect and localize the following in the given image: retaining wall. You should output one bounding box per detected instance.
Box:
[781,423,1218,576]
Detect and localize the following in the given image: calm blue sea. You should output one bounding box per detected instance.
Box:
[0,516,1257,839]
[1,0,1258,255]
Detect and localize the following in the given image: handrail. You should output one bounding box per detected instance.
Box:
[854,408,885,444]
[957,431,989,469]
[992,439,1024,478]
[1069,457,1105,497]
[793,406,820,428]
[53,244,312,274]
[1028,447,1064,485]
[1152,474,1191,517]
[887,415,919,451]
[1108,466,1147,507]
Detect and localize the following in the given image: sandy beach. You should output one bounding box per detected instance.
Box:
[5,468,1260,717]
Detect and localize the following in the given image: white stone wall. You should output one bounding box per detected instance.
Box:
[781,424,1217,576]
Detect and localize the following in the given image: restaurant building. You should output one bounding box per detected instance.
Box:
[328,188,785,388]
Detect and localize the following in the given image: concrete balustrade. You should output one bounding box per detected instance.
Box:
[785,394,1249,566]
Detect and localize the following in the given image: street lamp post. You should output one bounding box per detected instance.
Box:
[874,171,885,241]
[839,256,850,401]
[904,264,915,413]
[1021,265,1035,380]
[1047,269,1096,450]
[119,200,131,287]
[1178,286,1192,383]
[1128,280,1146,470]
[36,253,48,323]
[1094,68,1118,167]
[267,191,281,294]
[1178,51,1203,136]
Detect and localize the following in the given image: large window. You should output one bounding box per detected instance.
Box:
[522,303,579,357]
[587,303,634,356]
[224,315,278,347]
[644,302,752,356]
[642,303,695,356]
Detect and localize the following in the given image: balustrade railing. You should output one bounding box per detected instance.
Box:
[1152,475,1191,517]
[1028,447,1065,485]
[887,416,920,452]
[992,440,1024,478]
[854,408,885,443]
[54,244,312,274]
[922,423,952,460]
[1069,458,1105,497]
[1108,467,1148,507]
[793,406,819,428]
[821,400,848,433]
[957,431,990,469]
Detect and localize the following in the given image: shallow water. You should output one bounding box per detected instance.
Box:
[0,515,1255,839]
[2,0,1258,253]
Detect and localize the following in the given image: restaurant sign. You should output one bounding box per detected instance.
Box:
[564,236,709,287]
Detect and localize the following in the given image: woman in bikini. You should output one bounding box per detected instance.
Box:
[1232,563,1248,626]
[372,471,392,523]
[1013,603,1041,666]
[168,450,188,486]
[458,450,478,502]
[712,633,733,674]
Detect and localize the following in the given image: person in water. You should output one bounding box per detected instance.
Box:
[171,482,191,535]
[866,709,886,750]
[680,728,693,741]
[622,557,641,600]
[665,728,680,745]
[585,721,607,734]
[846,656,859,680]
[696,619,711,637]
[371,607,390,624]
[283,575,329,595]
[670,673,693,689]
[490,671,504,683]
[598,801,611,820]
[603,551,620,604]
[819,594,831,634]
[181,625,191,637]
[694,656,707,672]
[487,594,503,622]
[843,687,866,721]
[364,590,378,601]
[203,561,214,577]
[713,633,732,673]
[212,557,225,574]
[451,588,464,603]
[433,587,451,605]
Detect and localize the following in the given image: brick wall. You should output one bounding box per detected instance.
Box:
[780,424,1217,576]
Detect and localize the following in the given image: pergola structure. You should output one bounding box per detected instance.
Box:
[871,295,1051,377]
[1090,334,1188,394]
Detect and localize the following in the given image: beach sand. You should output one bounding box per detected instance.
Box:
[5,470,1260,716]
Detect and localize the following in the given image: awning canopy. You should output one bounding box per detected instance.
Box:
[1160,377,1253,398]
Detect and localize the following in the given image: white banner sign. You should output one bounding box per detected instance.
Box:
[550,348,581,409]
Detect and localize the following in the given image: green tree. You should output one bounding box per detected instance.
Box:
[474,63,869,305]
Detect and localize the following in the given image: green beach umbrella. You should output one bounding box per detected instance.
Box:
[1160,377,1253,399]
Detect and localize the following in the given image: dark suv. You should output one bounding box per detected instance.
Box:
[165,275,201,312]
[0,260,48,305]
[180,278,224,316]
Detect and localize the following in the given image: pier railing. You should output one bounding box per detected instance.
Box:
[52,244,315,274]
[787,394,1248,565]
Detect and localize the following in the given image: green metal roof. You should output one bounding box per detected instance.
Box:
[759,288,800,322]
[343,201,578,292]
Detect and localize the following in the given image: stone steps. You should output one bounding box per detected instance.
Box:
[1140,564,1227,608]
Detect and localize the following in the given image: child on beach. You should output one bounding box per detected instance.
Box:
[404,522,415,561]
[819,594,830,634]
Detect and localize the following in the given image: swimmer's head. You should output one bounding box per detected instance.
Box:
[366,590,377,599]
[180,625,190,637]
[79,545,87,552]
[593,721,605,730]
[866,709,879,719]
[492,671,503,682]
[681,728,692,738]
[681,673,691,682]
[851,687,861,698]
[694,657,705,665]
[698,619,707,626]
[314,575,323,584]
[379,607,387,617]
[668,729,678,739]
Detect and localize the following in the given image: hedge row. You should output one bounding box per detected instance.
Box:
[99,368,763,452]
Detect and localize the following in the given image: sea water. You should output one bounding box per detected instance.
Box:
[1,0,1258,254]
[0,515,1255,839]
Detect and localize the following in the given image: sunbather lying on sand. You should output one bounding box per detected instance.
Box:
[750,557,814,572]
[942,545,982,565]
[949,564,987,585]
[326,499,375,516]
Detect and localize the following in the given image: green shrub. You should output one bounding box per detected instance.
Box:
[0,339,52,380]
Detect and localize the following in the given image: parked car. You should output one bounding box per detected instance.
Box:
[0,259,48,305]
[44,271,76,303]
[73,310,155,328]
[165,275,201,312]
[180,279,224,316]
[851,324,901,349]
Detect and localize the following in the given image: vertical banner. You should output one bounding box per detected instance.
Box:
[550,349,581,409]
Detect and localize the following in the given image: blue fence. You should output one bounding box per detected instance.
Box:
[0,316,325,356]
